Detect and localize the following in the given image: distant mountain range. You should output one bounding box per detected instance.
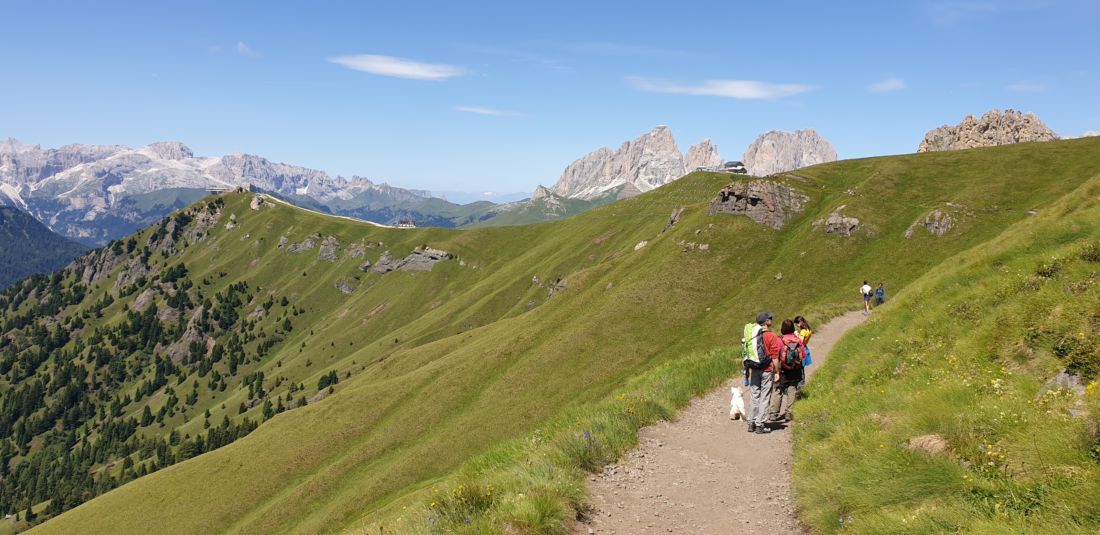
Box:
[0,127,840,244]
[433,190,529,205]
[0,139,489,245]
[0,206,88,288]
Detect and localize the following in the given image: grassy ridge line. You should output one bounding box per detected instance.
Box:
[29,138,1100,534]
[794,172,1100,533]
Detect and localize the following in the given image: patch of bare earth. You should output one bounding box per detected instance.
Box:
[574,311,867,534]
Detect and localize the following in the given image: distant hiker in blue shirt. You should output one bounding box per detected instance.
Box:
[874,282,886,305]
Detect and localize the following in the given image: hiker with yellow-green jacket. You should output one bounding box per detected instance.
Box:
[742,312,781,434]
[768,319,807,424]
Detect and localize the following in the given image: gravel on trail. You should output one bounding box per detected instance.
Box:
[574,311,868,535]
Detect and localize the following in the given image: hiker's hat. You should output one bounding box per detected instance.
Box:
[756,311,773,324]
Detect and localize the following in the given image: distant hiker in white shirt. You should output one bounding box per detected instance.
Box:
[860,280,873,315]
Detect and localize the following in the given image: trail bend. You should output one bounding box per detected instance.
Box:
[574,310,868,534]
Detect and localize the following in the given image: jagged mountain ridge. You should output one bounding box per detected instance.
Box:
[546,126,722,200]
[0,138,443,245]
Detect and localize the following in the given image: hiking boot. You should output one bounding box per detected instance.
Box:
[754,426,772,434]
[747,423,756,433]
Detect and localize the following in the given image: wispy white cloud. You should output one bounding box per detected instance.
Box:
[455,43,569,72]
[1007,81,1047,93]
[207,45,223,54]
[868,78,907,93]
[926,0,1052,26]
[328,54,464,81]
[235,41,260,58]
[627,76,814,100]
[566,41,685,59]
[455,106,524,117]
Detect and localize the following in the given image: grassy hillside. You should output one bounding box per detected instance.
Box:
[794,158,1100,533]
[0,206,88,289]
[17,137,1100,534]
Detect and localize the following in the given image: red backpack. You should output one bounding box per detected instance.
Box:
[779,334,805,371]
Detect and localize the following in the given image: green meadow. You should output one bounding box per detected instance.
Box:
[19,137,1100,533]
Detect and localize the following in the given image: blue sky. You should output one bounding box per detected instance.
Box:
[2,0,1098,196]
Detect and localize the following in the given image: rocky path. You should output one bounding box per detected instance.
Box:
[574,311,868,535]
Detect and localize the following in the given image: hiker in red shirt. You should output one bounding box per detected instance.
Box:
[745,312,782,434]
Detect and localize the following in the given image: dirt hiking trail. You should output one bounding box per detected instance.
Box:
[574,311,868,534]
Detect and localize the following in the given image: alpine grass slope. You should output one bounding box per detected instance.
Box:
[795,162,1100,533]
[14,137,1100,534]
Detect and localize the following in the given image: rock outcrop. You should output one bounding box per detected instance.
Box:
[549,127,720,200]
[918,109,1059,152]
[400,247,450,271]
[708,181,809,229]
[114,257,150,289]
[662,207,684,233]
[372,247,450,273]
[814,206,861,237]
[318,236,340,262]
[286,234,319,254]
[904,203,972,239]
[742,129,837,177]
[346,243,367,259]
[334,278,357,295]
[67,246,128,286]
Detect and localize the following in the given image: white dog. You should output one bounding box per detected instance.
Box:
[729,386,747,420]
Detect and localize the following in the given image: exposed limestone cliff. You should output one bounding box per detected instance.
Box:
[742,129,837,177]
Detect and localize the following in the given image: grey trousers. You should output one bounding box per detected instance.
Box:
[747,368,775,426]
[769,378,800,420]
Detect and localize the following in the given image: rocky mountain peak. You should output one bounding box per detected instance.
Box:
[0,138,39,154]
[684,139,722,171]
[548,125,687,200]
[531,185,553,200]
[918,108,1060,152]
[146,141,194,160]
[742,129,837,177]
